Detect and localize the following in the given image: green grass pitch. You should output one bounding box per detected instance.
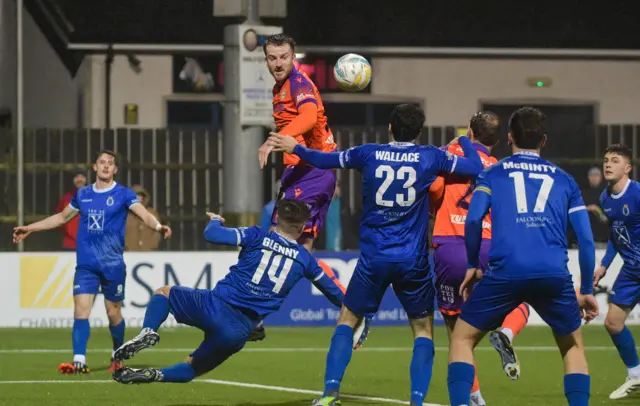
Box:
[1,325,639,405]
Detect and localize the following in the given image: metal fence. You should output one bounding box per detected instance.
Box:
[0,124,638,251]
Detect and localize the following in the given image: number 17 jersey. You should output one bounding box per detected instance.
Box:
[476,152,585,278]
[339,142,461,260]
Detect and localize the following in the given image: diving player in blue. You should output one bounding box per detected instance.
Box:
[593,144,640,400]
[111,199,346,384]
[447,107,599,406]
[12,150,172,374]
[267,103,484,406]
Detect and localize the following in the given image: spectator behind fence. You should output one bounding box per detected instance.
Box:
[582,166,609,244]
[260,180,281,230]
[325,180,342,251]
[56,170,87,250]
[125,185,161,251]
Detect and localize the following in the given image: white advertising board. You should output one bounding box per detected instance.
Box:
[238,24,282,126]
[0,250,635,327]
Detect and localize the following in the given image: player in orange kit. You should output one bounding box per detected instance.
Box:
[430,112,530,406]
[258,34,338,252]
[254,34,346,342]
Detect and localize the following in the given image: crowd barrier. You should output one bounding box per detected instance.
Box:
[1,250,635,328]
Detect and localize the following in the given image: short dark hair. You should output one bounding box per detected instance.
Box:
[605,144,633,165]
[389,104,425,142]
[508,107,547,149]
[470,111,500,147]
[262,34,296,55]
[94,149,119,167]
[276,199,310,229]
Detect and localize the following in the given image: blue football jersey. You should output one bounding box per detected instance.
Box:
[69,183,140,269]
[600,180,640,269]
[475,152,585,278]
[338,142,459,259]
[213,227,334,318]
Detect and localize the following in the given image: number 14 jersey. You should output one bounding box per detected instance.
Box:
[475,152,586,278]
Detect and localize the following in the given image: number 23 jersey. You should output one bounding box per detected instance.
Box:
[339,142,461,261]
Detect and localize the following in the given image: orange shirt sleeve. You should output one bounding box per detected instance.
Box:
[280,102,317,136]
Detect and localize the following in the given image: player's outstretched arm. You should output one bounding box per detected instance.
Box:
[13,205,78,243]
[435,136,483,177]
[203,213,262,248]
[305,264,344,308]
[266,132,342,169]
[203,215,239,246]
[260,104,318,169]
[291,144,342,169]
[457,134,483,170]
[129,204,172,239]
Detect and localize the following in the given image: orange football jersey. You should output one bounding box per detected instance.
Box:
[430,143,497,241]
[272,67,335,166]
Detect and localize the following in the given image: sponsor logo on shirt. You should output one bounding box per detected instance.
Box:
[296,93,314,103]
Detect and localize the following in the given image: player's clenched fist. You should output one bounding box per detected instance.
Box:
[157,225,172,240]
[577,294,599,323]
[267,132,298,154]
[206,212,225,223]
[12,226,32,243]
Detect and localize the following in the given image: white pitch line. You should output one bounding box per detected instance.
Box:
[0,345,631,354]
[0,378,440,405]
[0,380,113,384]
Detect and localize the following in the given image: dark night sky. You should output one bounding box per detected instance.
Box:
[49,0,639,49]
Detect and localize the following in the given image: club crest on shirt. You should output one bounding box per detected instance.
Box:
[623,204,630,216]
[280,89,286,100]
[106,196,114,207]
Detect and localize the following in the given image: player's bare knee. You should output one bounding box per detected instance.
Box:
[154,286,172,298]
[604,315,625,334]
[604,303,631,334]
[409,315,434,340]
[105,300,123,324]
[337,305,361,327]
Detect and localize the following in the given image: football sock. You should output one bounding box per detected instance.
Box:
[500,303,530,343]
[323,324,354,397]
[471,363,480,393]
[447,362,474,406]
[143,294,170,331]
[610,326,640,370]
[160,362,196,383]
[72,318,90,362]
[409,337,435,405]
[564,373,590,406]
[109,319,125,351]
